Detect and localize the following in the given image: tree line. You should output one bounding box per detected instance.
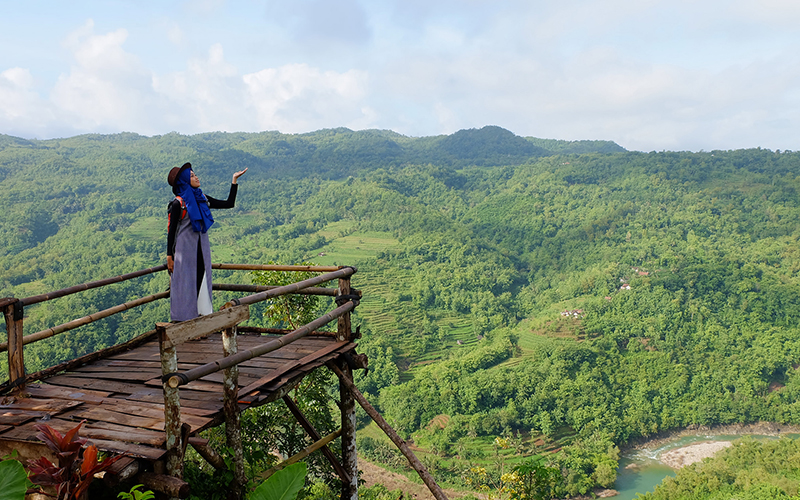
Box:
[1,129,800,496]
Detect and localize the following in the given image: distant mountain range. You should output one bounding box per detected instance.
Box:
[0,125,625,181]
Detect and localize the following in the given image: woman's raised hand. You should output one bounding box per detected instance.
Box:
[232,168,248,184]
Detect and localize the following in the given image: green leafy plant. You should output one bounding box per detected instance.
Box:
[117,484,155,500]
[509,455,562,500]
[250,262,322,329]
[249,462,307,500]
[0,458,33,500]
[27,420,123,500]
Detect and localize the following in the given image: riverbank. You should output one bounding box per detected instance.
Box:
[623,421,800,455]
[609,422,800,499]
[621,421,800,472]
[658,440,732,468]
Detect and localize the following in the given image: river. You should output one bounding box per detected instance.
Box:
[614,429,800,499]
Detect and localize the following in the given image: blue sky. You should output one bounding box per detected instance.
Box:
[2,0,800,151]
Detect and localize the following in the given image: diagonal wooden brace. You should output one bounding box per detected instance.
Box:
[282,395,351,484]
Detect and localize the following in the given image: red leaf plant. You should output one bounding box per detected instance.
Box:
[26,420,123,499]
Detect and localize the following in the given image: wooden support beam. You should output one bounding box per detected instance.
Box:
[223,326,245,498]
[138,472,191,499]
[336,360,359,500]
[282,395,351,484]
[328,362,449,500]
[335,275,359,499]
[336,278,353,342]
[157,324,184,480]
[101,457,139,487]
[157,305,249,350]
[3,300,25,393]
[188,437,226,471]
[260,429,342,480]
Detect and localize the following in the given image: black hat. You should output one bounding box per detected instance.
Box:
[167,162,192,194]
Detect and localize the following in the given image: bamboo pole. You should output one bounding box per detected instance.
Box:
[236,326,336,337]
[0,298,18,309]
[212,263,346,272]
[166,300,357,388]
[328,363,450,500]
[0,291,169,352]
[282,395,351,484]
[213,283,337,296]
[20,265,167,306]
[259,429,343,480]
[222,267,356,309]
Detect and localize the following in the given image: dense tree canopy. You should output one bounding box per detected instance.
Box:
[1,127,799,496]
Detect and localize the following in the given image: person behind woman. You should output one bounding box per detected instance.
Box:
[166,162,248,322]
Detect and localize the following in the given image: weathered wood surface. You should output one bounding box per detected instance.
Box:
[0,332,355,465]
[157,305,249,350]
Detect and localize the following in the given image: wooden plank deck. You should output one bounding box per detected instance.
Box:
[0,332,355,461]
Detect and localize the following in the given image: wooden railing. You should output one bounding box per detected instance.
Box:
[0,262,453,500]
[151,265,359,488]
[0,263,359,394]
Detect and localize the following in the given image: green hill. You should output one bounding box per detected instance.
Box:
[1,129,799,497]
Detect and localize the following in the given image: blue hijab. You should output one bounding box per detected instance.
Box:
[174,168,214,233]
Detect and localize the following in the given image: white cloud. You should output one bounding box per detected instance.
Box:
[0,19,375,138]
[50,20,156,134]
[0,68,54,137]
[153,44,253,133]
[243,63,370,132]
[2,2,800,150]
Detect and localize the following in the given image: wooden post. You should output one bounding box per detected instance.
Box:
[329,363,449,500]
[336,277,352,343]
[337,360,358,500]
[3,300,25,393]
[222,325,246,498]
[335,277,358,500]
[157,324,184,482]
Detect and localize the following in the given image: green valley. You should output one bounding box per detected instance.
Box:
[1,126,800,498]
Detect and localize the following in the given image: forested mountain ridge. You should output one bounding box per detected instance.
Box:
[1,127,799,497]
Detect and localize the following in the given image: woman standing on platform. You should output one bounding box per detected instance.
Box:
[166,162,247,322]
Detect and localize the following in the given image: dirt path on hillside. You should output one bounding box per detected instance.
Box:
[359,459,475,499]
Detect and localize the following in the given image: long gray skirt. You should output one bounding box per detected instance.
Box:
[170,215,213,322]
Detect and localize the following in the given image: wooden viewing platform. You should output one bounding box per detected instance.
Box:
[0,330,356,460]
[0,263,448,500]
